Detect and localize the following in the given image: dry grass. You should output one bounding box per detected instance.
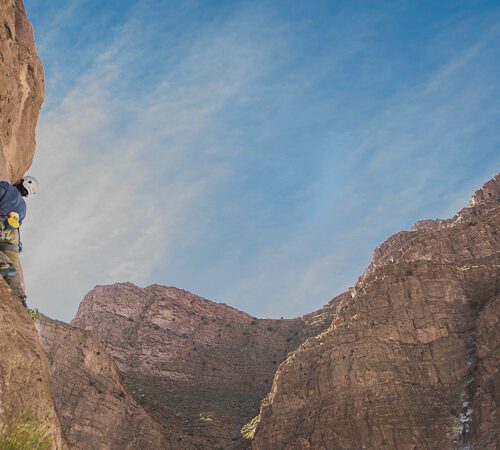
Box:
[0,416,52,450]
[241,415,260,440]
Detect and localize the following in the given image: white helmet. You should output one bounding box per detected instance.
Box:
[22,176,39,195]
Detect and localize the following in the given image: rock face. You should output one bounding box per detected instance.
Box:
[0,1,64,448]
[67,175,499,449]
[369,174,500,274]
[251,174,500,450]
[0,0,44,182]
[71,284,338,449]
[0,280,66,448]
[473,294,500,449]
[36,315,169,450]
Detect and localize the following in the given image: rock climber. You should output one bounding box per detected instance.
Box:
[0,176,38,307]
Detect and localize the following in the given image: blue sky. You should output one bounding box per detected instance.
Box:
[22,0,500,322]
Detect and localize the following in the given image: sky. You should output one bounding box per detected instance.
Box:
[21,0,500,322]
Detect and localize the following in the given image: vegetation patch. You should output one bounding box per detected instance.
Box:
[0,416,51,450]
[241,415,260,440]
[28,308,40,321]
[198,412,214,422]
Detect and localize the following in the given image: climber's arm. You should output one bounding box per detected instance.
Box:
[0,181,8,201]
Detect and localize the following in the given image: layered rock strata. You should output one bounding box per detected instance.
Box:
[472,294,499,449]
[0,280,66,448]
[72,284,339,449]
[251,174,500,450]
[369,174,500,274]
[0,0,44,182]
[36,315,169,450]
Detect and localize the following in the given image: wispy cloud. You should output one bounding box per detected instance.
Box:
[202,16,500,318]
[22,0,500,321]
[23,2,288,320]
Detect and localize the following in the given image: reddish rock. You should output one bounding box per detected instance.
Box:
[251,174,500,450]
[468,174,500,209]
[0,280,67,448]
[0,0,44,182]
[36,315,169,450]
[70,176,500,449]
[370,173,500,272]
[72,284,338,449]
[0,2,65,448]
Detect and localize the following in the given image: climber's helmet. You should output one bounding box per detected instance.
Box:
[15,176,39,197]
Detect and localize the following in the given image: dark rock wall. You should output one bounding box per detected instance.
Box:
[472,294,500,449]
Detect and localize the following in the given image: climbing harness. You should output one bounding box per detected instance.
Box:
[0,212,19,279]
[0,212,21,252]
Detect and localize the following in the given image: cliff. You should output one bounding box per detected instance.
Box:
[36,315,169,449]
[0,1,67,448]
[68,175,500,449]
[0,0,44,182]
[0,280,66,448]
[71,284,339,449]
[4,3,496,448]
[251,174,500,450]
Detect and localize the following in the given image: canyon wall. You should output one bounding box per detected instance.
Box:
[0,280,66,448]
[5,3,496,449]
[0,2,66,448]
[36,315,169,450]
[68,175,499,449]
[0,0,44,182]
[71,284,339,449]
[251,174,500,450]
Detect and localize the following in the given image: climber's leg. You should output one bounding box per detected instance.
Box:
[0,250,14,276]
[3,249,26,306]
[0,227,25,306]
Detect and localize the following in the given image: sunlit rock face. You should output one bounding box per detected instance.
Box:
[251,174,500,450]
[369,173,500,273]
[0,2,65,448]
[36,315,169,450]
[0,0,44,182]
[72,284,339,449]
[0,280,67,448]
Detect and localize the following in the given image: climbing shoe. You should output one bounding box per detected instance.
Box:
[0,265,17,278]
[19,295,27,309]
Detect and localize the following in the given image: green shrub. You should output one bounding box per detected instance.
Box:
[28,308,40,321]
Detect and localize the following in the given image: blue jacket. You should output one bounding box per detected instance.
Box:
[0,181,26,225]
